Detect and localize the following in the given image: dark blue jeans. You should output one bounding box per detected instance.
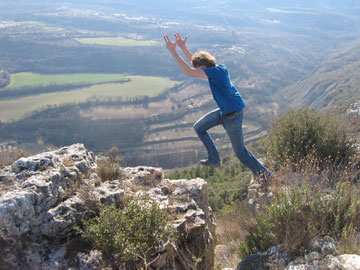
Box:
[193,108,269,176]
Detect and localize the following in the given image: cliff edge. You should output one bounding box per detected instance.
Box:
[0,144,216,269]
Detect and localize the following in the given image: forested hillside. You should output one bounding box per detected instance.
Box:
[281,41,360,111]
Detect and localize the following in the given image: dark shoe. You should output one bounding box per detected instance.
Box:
[260,172,272,191]
[200,159,220,167]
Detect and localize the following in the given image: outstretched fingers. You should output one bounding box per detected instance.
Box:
[164,34,176,50]
[163,34,170,42]
[174,32,187,45]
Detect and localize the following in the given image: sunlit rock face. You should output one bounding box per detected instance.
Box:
[0,144,216,270]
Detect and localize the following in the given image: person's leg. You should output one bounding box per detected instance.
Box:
[222,110,269,176]
[193,109,222,165]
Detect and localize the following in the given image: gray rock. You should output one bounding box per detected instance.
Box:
[310,236,338,256]
[265,245,288,266]
[321,254,341,270]
[247,177,273,213]
[285,261,307,270]
[77,250,104,270]
[0,144,216,270]
[338,254,360,270]
[347,100,360,116]
[236,253,269,270]
[305,251,320,263]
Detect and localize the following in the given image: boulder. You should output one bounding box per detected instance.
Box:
[0,144,216,269]
[338,254,360,270]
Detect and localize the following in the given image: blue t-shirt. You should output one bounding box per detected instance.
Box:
[204,64,245,115]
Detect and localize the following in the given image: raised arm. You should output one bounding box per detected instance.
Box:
[163,34,207,78]
[175,33,193,63]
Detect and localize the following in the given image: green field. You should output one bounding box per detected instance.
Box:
[5,73,128,89]
[75,37,160,47]
[0,75,179,121]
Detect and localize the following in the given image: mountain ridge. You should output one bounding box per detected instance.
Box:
[281,41,360,110]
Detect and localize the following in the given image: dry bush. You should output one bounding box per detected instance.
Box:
[97,162,123,182]
[0,147,29,169]
[338,234,360,255]
[62,157,74,167]
[238,156,360,259]
[77,184,99,215]
[97,147,124,182]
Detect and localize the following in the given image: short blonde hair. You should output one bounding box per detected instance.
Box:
[191,51,216,68]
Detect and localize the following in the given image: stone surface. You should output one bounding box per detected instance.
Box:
[236,253,269,270]
[0,144,216,269]
[238,236,360,270]
[347,100,360,116]
[338,254,360,270]
[311,236,339,257]
[247,177,273,213]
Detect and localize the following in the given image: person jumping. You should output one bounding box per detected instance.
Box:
[164,33,271,181]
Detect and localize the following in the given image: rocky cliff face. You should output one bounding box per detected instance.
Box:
[0,144,216,269]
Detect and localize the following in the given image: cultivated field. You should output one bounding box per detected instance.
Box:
[4,73,128,89]
[75,37,160,47]
[0,75,179,121]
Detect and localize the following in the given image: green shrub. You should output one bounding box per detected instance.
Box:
[77,198,177,262]
[263,108,355,167]
[167,153,250,212]
[238,181,360,259]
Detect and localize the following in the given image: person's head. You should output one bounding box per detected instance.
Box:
[191,51,216,69]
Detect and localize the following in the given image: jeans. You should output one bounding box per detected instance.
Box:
[193,108,269,176]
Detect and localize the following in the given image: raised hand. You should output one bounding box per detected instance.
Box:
[163,34,176,51]
[175,32,188,49]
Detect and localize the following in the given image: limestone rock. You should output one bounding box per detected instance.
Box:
[338,254,360,270]
[347,100,360,116]
[0,144,216,269]
[238,236,360,270]
[247,177,273,213]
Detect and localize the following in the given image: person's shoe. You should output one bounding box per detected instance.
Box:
[199,159,221,167]
[257,171,272,191]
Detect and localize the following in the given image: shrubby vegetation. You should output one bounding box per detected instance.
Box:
[0,146,28,169]
[168,154,251,212]
[167,107,359,267]
[238,171,360,259]
[238,108,360,259]
[262,108,356,168]
[77,198,177,266]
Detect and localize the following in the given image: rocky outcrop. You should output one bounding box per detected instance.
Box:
[347,100,360,116]
[247,176,273,213]
[0,144,216,269]
[236,236,360,270]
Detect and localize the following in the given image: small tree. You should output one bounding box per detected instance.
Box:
[77,198,177,266]
[263,108,356,168]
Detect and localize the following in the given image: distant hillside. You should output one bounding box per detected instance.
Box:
[281,41,360,111]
